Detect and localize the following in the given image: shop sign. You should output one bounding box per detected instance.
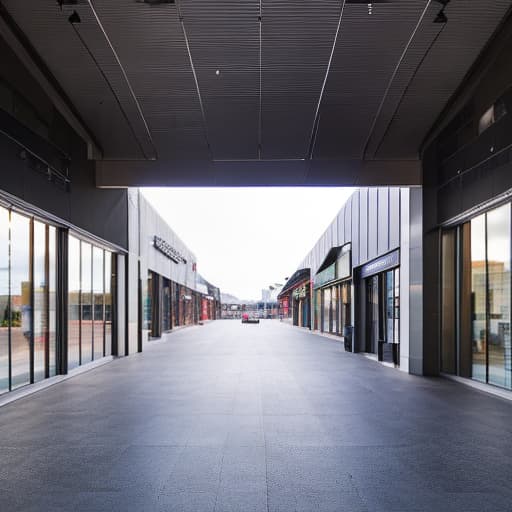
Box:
[153,236,187,264]
[182,294,192,301]
[293,285,307,299]
[315,263,336,287]
[360,249,399,279]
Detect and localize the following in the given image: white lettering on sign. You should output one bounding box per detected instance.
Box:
[153,236,187,264]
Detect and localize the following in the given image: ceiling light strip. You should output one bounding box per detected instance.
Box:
[84,0,157,160]
[176,0,213,160]
[362,0,434,160]
[306,0,347,160]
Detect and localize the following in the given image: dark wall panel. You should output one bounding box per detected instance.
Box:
[0,35,128,248]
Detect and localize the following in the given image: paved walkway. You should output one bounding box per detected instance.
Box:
[1,321,511,512]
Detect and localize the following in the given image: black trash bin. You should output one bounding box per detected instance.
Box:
[343,325,353,352]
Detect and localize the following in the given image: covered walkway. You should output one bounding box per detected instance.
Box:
[1,321,511,512]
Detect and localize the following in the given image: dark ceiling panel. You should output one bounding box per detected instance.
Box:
[313,1,427,159]
[1,0,511,185]
[1,0,152,159]
[180,0,260,159]
[376,0,512,158]
[91,0,209,160]
[261,0,341,159]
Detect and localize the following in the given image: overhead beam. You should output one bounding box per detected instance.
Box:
[95,158,421,187]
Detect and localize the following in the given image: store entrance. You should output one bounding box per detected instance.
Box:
[365,269,400,362]
[366,275,380,354]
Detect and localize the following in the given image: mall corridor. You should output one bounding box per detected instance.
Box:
[1,321,511,512]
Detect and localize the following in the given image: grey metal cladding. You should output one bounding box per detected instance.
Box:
[389,187,401,248]
[367,188,378,260]
[351,189,360,266]
[359,187,368,263]
[377,188,389,255]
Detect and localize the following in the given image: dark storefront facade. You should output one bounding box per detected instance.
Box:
[358,250,400,364]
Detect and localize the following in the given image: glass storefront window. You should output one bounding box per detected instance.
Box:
[322,288,331,333]
[486,205,510,389]
[0,207,8,393]
[68,236,81,370]
[68,236,115,370]
[48,227,57,377]
[81,242,93,364]
[10,212,31,390]
[471,214,487,383]
[33,221,47,383]
[331,286,338,334]
[93,247,104,360]
[104,253,112,357]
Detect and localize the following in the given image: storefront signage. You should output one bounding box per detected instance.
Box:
[293,285,307,299]
[360,250,399,279]
[153,236,187,264]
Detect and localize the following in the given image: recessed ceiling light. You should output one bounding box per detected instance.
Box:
[215,70,220,76]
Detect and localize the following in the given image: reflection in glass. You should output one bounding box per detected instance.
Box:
[486,205,511,389]
[68,236,80,370]
[322,288,331,332]
[0,207,9,393]
[10,213,31,389]
[331,286,338,334]
[394,268,400,343]
[471,214,487,383]
[93,247,104,360]
[81,242,92,364]
[104,252,112,356]
[48,227,57,377]
[33,221,47,382]
[386,271,394,343]
[441,230,457,374]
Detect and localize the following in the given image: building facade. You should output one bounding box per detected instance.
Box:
[286,187,419,371]
[0,33,220,398]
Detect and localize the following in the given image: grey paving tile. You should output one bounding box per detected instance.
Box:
[1,321,512,512]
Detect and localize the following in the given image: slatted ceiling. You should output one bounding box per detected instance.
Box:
[261,0,340,159]
[313,1,427,159]
[91,0,207,158]
[178,0,259,159]
[2,0,511,182]
[376,0,512,159]
[1,0,145,159]
[363,3,443,158]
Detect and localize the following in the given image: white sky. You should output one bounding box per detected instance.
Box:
[141,187,354,301]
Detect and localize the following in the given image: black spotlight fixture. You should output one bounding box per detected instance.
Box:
[68,10,81,24]
[434,0,450,5]
[434,9,448,23]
